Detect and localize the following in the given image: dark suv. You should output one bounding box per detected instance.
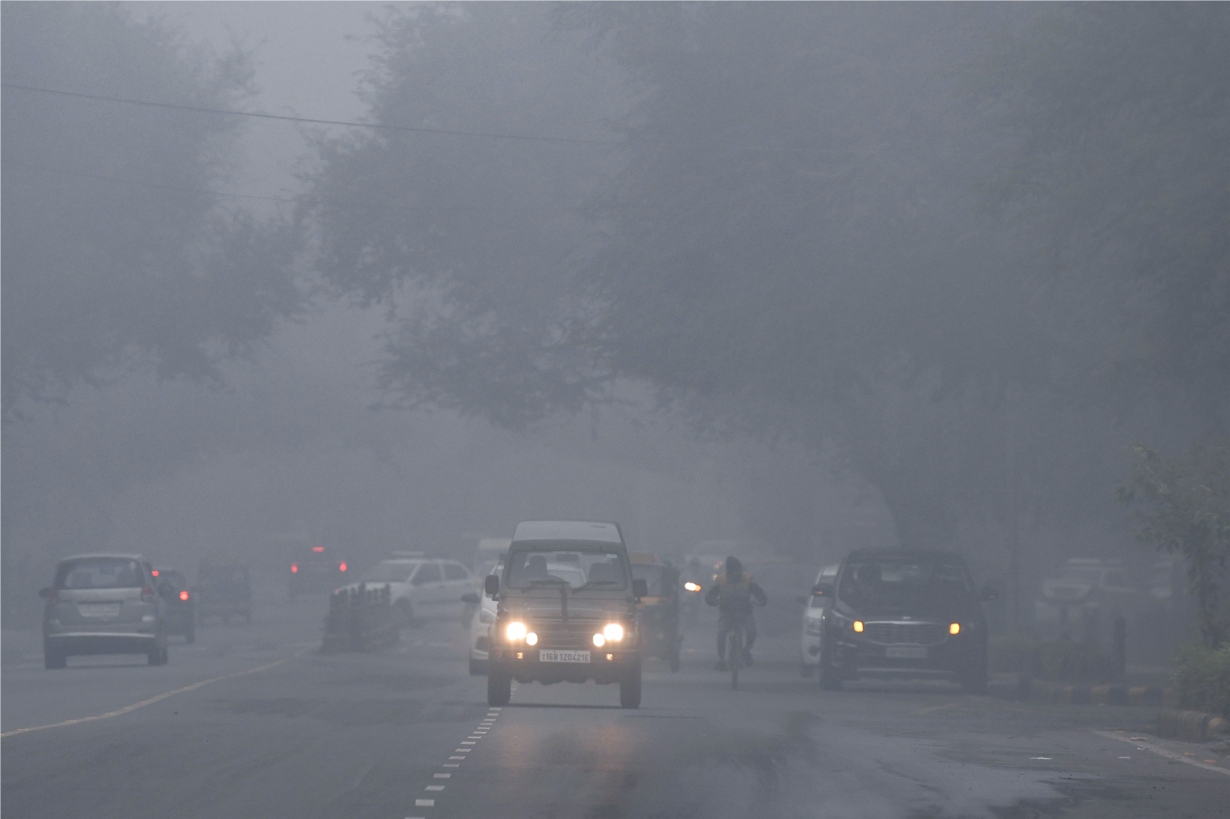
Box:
[288,546,350,600]
[152,568,195,643]
[484,521,648,708]
[816,550,995,692]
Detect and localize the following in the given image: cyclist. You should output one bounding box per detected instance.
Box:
[705,556,768,671]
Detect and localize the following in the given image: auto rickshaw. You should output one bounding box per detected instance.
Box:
[631,553,683,672]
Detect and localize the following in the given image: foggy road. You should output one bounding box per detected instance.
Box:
[3,601,1225,819]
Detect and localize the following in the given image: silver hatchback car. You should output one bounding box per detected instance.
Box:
[41,554,169,669]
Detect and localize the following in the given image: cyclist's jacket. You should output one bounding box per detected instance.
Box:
[705,572,768,616]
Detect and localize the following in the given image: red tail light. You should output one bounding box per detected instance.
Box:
[339,562,348,572]
[179,590,190,601]
[141,585,156,602]
[312,546,325,553]
[151,570,160,577]
[291,564,298,573]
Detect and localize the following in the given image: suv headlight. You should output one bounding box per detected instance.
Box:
[506,621,527,641]
[603,623,624,642]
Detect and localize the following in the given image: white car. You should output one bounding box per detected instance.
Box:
[344,558,473,626]
[800,563,839,677]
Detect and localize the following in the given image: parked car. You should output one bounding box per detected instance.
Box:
[288,546,350,600]
[464,556,503,675]
[41,554,169,668]
[1034,558,1143,640]
[799,563,839,677]
[485,520,648,708]
[196,562,253,624]
[816,550,995,692]
[152,567,195,643]
[631,552,683,672]
[343,556,474,626]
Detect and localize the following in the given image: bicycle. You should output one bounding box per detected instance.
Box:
[726,612,749,690]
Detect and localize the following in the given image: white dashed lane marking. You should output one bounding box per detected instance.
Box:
[407,711,499,814]
[434,773,451,779]
[415,799,434,807]
[426,785,445,791]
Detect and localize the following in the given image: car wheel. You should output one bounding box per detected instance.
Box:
[469,657,487,676]
[487,670,512,706]
[801,663,816,678]
[620,669,643,709]
[44,649,67,670]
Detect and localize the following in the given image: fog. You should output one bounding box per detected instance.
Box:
[3,5,1228,813]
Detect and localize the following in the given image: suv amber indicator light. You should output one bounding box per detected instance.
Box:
[853,620,864,633]
[949,623,960,635]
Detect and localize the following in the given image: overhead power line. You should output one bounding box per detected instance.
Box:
[2,82,877,155]
[1,82,624,147]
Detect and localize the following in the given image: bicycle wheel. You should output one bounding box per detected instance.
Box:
[728,630,742,690]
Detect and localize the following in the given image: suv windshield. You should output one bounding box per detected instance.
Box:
[838,555,973,613]
[56,558,144,589]
[506,546,628,590]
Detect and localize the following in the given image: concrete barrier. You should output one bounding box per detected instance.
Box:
[1156,709,1230,742]
[321,583,399,653]
[990,674,1173,708]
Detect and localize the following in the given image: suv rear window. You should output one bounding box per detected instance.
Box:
[56,558,145,589]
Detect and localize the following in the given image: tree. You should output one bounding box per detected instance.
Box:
[1,4,300,420]
[1118,441,1230,647]
[0,0,297,420]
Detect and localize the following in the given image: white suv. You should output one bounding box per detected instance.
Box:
[800,563,839,677]
[344,558,473,625]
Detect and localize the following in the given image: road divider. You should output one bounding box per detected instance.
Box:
[320,583,399,653]
[989,673,1174,707]
[1155,709,1230,743]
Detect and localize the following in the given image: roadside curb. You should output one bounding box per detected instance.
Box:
[1156,709,1230,743]
[989,673,1175,707]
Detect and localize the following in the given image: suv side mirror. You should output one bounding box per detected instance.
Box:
[460,592,480,605]
[980,585,999,602]
[484,575,500,597]
[633,578,649,600]
[811,582,834,598]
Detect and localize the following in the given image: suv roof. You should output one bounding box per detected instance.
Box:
[512,520,623,544]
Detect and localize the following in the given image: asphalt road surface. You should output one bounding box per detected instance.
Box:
[3,598,1227,819]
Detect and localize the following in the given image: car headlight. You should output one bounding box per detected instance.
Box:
[603,623,624,642]
[684,582,702,592]
[526,632,539,646]
[593,633,606,647]
[506,621,527,641]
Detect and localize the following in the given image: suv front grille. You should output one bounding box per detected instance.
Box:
[863,622,947,646]
[532,620,607,649]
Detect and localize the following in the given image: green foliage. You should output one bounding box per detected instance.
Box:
[990,633,1117,683]
[1173,642,1230,718]
[1118,440,1230,647]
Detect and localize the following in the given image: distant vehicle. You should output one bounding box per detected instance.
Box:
[631,552,683,672]
[473,537,511,578]
[288,546,350,600]
[40,554,169,669]
[342,557,474,626]
[816,550,995,692]
[1034,558,1143,638]
[799,563,839,677]
[196,562,253,624]
[152,567,195,643]
[464,556,504,675]
[485,521,648,708]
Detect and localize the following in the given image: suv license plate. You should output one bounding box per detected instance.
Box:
[78,603,122,618]
[539,650,590,664]
[886,646,927,659]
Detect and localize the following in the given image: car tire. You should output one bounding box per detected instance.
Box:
[620,668,643,709]
[469,657,487,676]
[801,663,816,678]
[44,649,67,670]
[487,670,512,706]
